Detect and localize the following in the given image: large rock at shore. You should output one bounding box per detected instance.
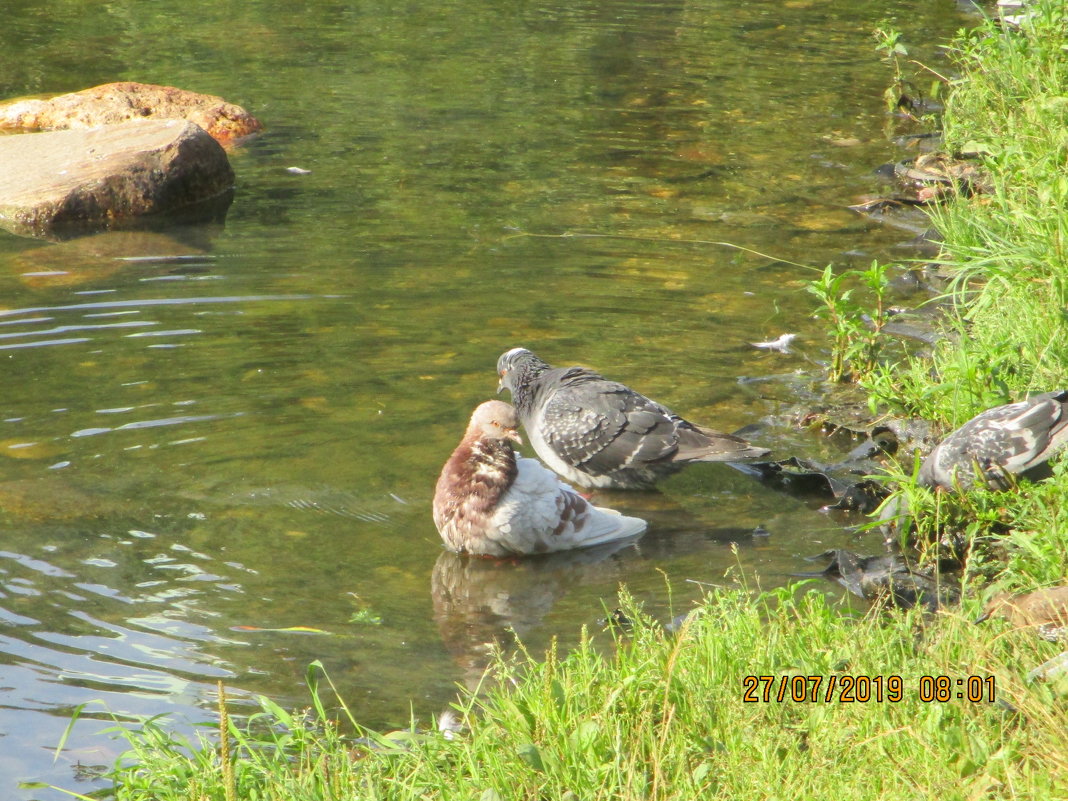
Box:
[0,82,261,146]
[0,119,235,239]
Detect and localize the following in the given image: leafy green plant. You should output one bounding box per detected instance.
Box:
[348,592,384,625]
[874,23,945,120]
[805,261,891,384]
[350,608,384,626]
[873,24,911,113]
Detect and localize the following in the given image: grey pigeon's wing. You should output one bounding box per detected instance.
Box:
[540,372,679,474]
[922,391,1068,488]
[964,392,1067,474]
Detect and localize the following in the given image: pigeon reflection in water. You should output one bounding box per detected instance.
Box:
[800,549,959,611]
[431,542,637,689]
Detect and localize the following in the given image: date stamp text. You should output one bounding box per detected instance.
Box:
[741,674,996,703]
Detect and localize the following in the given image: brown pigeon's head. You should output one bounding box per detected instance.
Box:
[467,400,522,445]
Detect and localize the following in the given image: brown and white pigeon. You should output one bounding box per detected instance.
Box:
[918,389,1068,491]
[496,347,770,490]
[433,400,647,556]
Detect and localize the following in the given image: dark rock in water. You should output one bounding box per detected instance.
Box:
[892,131,943,153]
[853,150,991,235]
[733,454,890,515]
[665,609,697,633]
[0,82,262,147]
[732,456,843,501]
[0,120,234,240]
[844,425,899,460]
[848,197,939,243]
[872,493,974,566]
[799,548,958,611]
[8,230,213,289]
[799,398,940,454]
[892,152,990,195]
[875,315,945,348]
[601,608,633,632]
[822,479,890,513]
[862,152,993,208]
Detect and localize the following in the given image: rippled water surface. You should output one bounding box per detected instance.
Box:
[0,1,975,796]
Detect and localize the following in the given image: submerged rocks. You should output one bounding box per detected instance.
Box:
[9,229,213,289]
[0,119,234,240]
[801,548,959,611]
[0,82,261,146]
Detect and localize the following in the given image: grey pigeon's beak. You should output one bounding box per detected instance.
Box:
[497,373,506,394]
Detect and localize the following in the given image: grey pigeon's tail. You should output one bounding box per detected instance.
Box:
[676,424,771,463]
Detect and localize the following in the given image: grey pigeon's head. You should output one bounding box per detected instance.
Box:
[496,347,550,395]
[467,400,522,445]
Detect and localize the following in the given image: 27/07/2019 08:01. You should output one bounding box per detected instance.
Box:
[741,674,997,703]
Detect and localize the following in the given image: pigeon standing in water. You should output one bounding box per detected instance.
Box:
[918,389,1068,491]
[496,347,770,490]
[433,400,647,556]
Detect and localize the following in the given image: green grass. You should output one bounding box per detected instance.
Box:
[55,587,1068,801]
[872,0,1068,416]
[840,0,1068,588]
[792,2,1068,619]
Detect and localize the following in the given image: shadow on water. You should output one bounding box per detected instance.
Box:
[0,0,978,797]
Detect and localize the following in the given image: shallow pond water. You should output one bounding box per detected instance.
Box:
[0,1,975,797]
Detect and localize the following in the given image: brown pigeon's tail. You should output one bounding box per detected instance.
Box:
[675,424,771,463]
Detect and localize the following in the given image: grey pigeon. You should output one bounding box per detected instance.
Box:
[433,400,647,556]
[918,389,1068,491]
[496,347,770,490]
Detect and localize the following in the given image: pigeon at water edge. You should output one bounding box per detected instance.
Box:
[918,389,1068,491]
[432,400,647,556]
[496,347,770,490]
[976,585,1068,642]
